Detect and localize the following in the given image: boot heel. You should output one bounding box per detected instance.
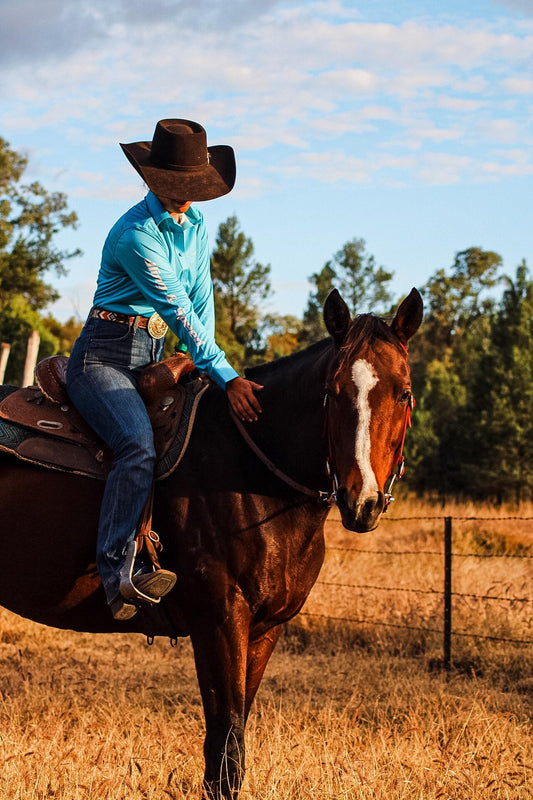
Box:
[109,595,137,621]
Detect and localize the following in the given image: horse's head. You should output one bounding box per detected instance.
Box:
[323,288,423,532]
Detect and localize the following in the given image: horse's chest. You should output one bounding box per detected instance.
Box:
[242,524,325,617]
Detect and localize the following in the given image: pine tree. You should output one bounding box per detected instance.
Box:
[472,261,533,502]
[0,137,80,383]
[301,239,394,346]
[210,216,271,371]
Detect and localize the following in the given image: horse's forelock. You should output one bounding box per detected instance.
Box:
[335,314,400,378]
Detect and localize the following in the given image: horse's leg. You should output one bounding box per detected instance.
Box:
[190,607,250,800]
[244,626,281,721]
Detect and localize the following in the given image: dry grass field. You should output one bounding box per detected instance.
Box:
[0,498,531,799]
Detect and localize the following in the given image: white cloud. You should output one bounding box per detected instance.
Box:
[437,96,486,111]
[274,149,418,184]
[416,153,474,184]
[481,118,521,142]
[501,76,533,92]
[481,159,533,175]
[1,0,532,195]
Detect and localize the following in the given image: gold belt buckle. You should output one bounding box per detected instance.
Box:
[147,312,168,339]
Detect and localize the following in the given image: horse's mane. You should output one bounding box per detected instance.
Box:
[245,338,332,383]
[245,313,401,386]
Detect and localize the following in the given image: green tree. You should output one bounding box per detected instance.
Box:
[210,215,271,370]
[408,247,503,499]
[468,260,533,502]
[330,238,394,315]
[300,263,336,345]
[301,239,394,345]
[0,295,59,384]
[407,356,468,500]
[418,247,501,362]
[0,137,81,312]
[0,137,81,382]
[41,315,83,355]
[262,314,304,361]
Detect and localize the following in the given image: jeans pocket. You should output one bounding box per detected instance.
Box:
[88,318,133,345]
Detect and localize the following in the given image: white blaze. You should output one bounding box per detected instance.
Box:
[351,359,379,501]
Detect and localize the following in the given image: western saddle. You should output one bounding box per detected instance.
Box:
[0,352,206,480]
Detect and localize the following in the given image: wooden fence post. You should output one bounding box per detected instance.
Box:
[0,342,11,384]
[443,516,453,671]
[22,330,40,387]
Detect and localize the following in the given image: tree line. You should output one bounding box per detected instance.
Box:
[1,137,531,503]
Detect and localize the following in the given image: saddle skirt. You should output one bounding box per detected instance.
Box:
[0,353,209,480]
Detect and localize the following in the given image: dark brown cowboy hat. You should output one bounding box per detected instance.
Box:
[120,119,236,202]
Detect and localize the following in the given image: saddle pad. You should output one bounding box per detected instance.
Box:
[0,376,209,481]
[0,385,17,402]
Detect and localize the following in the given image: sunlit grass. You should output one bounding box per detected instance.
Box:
[0,497,530,798]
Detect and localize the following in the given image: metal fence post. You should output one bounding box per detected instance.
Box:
[444,516,452,671]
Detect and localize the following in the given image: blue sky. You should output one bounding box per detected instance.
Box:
[0,0,532,320]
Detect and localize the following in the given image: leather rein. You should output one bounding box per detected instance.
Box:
[230,408,338,504]
[230,345,414,510]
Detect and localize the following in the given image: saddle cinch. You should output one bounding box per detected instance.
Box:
[0,353,210,480]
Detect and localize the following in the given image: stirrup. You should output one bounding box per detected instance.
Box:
[119,540,161,606]
[119,540,177,605]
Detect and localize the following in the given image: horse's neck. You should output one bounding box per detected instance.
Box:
[249,343,332,492]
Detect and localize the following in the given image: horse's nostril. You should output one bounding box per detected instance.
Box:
[363,493,381,515]
[364,497,377,515]
[361,492,385,522]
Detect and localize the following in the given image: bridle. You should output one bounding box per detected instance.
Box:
[382,339,415,511]
[383,391,414,511]
[230,341,414,511]
[322,386,414,514]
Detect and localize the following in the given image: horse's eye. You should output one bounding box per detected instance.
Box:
[400,389,411,403]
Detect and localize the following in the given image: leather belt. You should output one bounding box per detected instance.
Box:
[90,308,149,329]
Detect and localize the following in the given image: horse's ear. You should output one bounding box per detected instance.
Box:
[391,288,423,345]
[324,289,351,348]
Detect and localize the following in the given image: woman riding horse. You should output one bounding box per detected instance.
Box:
[66,119,263,621]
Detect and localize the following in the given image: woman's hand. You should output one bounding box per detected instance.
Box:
[226,377,263,422]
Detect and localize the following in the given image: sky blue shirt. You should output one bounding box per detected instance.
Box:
[93,191,238,388]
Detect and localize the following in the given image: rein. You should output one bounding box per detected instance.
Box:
[230,409,338,504]
[230,339,414,513]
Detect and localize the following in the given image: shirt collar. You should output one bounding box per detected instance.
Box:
[146,190,198,231]
[146,190,171,227]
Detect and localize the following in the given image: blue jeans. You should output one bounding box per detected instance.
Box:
[66,315,165,603]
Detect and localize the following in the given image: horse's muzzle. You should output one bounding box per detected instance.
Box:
[336,488,385,532]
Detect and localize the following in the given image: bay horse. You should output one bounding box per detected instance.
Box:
[0,288,422,799]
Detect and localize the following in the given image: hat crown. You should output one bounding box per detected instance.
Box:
[120,117,235,201]
[150,119,209,170]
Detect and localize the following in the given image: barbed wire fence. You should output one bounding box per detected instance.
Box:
[299,515,533,670]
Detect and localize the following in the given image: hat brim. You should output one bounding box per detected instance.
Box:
[120,141,236,202]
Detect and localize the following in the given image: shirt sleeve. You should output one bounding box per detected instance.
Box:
[114,225,239,389]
